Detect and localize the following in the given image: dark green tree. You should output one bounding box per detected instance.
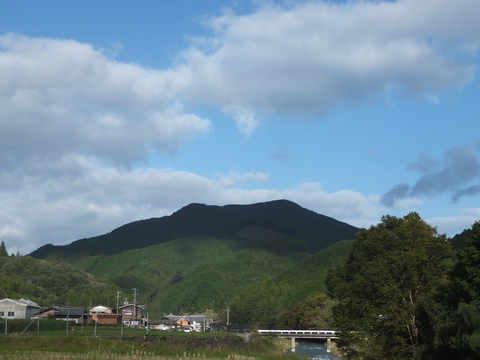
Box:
[283,292,336,330]
[441,221,480,358]
[326,212,454,360]
[0,241,8,257]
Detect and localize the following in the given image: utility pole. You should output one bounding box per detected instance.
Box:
[132,288,138,328]
[116,291,122,314]
[226,307,230,325]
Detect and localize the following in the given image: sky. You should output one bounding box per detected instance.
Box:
[1,0,480,255]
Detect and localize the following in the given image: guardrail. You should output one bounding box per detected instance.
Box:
[257,329,338,337]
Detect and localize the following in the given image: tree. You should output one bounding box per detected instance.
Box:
[440,221,480,359]
[283,292,336,330]
[326,212,454,360]
[0,241,8,257]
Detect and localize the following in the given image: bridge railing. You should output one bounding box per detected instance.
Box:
[257,329,338,336]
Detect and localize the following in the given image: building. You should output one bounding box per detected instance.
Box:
[39,305,86,324]
[96,313,122,325]
[0,298,40,319]
[89,305,113,315]
[119,303,145,328]
[148,318,177,331]
[161,313,207,332]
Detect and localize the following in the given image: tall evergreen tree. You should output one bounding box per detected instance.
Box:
[326,213,454,360]
[441,221,480,359]
[0,241,8,257]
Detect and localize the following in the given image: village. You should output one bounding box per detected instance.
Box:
[0,297,249,334]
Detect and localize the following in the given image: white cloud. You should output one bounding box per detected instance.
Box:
[0,34,211,166]
[1,0,479,255]
[216,171,269,186]
[223,105,259,136]
[428,208,480,237]
[177,0,478,123]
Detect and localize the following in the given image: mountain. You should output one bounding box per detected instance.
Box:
[30,199,359,259]
[27,200,360,321]
[0,255,118,308]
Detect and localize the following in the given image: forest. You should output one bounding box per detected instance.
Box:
[327,213,480,359]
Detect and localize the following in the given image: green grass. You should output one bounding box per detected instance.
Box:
[0,332,300,359]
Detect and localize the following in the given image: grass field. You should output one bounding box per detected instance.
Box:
[0,326,299,360]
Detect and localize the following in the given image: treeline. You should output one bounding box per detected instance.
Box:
[0,252,119,308]
[326,213,480,359]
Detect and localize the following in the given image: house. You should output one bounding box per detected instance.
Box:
[148,318,177,331]
[96,313,122,325]
[39,305,86,324]
[0,298,40,319]
[161,313,206,332]
[119,303,145,328]
[89,305,113,315]
[89,305,121,325]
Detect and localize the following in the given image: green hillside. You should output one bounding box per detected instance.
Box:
[30,200,359,259]
[73,237,307,316]
[0,254,119,308]
[229,239,354,327]
[25,200,359,324]
[69,236,354,324]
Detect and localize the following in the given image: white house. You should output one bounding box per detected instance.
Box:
[0,298,40,319]
[89,305,112,315]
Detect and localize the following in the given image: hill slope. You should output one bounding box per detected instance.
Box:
[30,200,359,259]
[71,237,308,316]
[0,255,118,308]
[229,239,355,327]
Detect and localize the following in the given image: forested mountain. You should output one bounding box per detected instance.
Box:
[30,200,359,259]
[0,254,118,308]
[23,200,359,321]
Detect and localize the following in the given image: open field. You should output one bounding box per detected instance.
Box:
[0,331,299,360]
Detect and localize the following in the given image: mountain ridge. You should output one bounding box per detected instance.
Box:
[29,199,359,259]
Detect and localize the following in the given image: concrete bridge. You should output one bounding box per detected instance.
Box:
[257,329,339,352]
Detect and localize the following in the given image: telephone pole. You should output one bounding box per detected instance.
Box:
[132,288,138,328]
[116,291,122,313]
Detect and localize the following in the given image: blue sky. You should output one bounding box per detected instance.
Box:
[1,0,479,255]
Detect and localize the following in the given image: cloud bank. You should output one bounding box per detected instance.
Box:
[178,0,479,118]
[1,0,480,254]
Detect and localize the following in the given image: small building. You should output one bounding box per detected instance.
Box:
[89,305,113,315]
[161,313,206,332]
[88,305,113,325]
[148,318,177,331]
[39,305,86,324]
[119,303,145,328]
[96,313,122,325]
[0,298,40,319]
